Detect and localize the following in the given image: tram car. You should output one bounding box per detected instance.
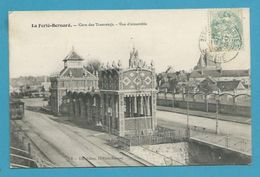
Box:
[10,99,25,120]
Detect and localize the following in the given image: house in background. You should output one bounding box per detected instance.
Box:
[197,77,219,94]
[197,77,248,95]
[217,80,248,95]
[189,51,250,94]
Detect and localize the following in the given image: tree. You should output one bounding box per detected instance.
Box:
[156,73,164,89]
[168,77,178,93]
[41,85,46,92]
[85,59,101,74]
[165,65,174,73]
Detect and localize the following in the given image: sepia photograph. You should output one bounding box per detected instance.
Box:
[8,8,251,168]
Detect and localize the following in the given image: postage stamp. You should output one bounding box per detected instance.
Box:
[208,9,244,52]
[199,9,245,63]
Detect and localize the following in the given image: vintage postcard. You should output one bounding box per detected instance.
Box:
[9,9,251,168]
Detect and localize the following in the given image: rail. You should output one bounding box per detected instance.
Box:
[11,146,29,154]
[10,148,38,168]
[10,163,30,168]
[11,121,55,168]
[82,156,96,167]
[190,131,251,156]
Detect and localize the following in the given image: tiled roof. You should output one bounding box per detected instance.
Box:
[60,68,96,78]
[63,50,84,61]
[200,77,216,84]
[217,80,242,92]
[160,82,170,89]
[190,69,249,78]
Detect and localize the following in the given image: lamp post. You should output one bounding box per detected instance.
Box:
[108,106,112,135]
[215,90,220,134]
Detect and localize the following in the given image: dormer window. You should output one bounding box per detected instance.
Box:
[69,70,73,77]
[83,71,88,77]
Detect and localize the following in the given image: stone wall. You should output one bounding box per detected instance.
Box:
[130,141,251,166]
[188,141,251,165]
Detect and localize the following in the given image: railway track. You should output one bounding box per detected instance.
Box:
[81,156,96,167]
[12,120,84,167]
[119,151,153,166]
[48,116,147,167]
[17,109,148,167]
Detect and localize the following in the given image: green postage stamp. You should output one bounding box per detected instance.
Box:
[209,9,244,52]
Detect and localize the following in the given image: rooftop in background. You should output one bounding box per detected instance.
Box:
[217,80,245,92]
[194,51,222,71]
[190,69,250,78]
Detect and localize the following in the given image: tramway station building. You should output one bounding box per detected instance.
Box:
[50,47,157,137]
[49,48,99,115]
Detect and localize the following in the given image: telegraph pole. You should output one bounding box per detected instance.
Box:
[172,89,175,108]
[186,86,190,138]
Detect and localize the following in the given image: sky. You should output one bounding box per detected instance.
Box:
[9,9,250,78]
